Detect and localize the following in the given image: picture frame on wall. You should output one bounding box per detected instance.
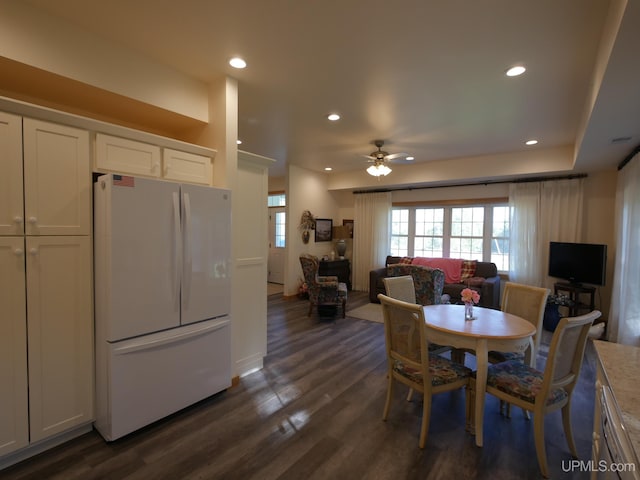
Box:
[343,219,354,238]
[315,218,333,242]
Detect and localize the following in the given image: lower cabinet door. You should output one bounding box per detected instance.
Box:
[26,236,93,443]
[0,237,28,456]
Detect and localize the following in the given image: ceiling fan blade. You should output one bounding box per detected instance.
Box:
[385,152,408,161]
[362,154,376,161]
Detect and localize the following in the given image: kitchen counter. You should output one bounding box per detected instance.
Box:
[593,340,640,457]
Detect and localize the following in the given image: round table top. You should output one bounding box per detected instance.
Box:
[423,304,536,339]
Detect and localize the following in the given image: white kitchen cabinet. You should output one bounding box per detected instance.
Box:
[0,112,24,236]
[0,237,28,457]
[163,148,212,185]
[26,236,93,442]
[95,133,162,178]
[95,133,212,185]
[0,114,93,460]
[23,119,91,236]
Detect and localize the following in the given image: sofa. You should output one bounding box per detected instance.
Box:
[370,256,501,309]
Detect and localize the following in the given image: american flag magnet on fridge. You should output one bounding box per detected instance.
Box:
[113,175,135,187]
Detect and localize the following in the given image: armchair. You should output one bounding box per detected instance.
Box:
[385,264,445,306]
[299,254,348,318]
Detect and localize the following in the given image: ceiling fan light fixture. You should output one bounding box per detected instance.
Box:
[506,65,526,77]
[367,163,392,177]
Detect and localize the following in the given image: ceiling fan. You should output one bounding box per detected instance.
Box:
[363,140,408,177]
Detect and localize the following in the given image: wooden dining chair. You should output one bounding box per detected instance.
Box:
[487,282,549,417]
[470,310,601,478]
[488,281,550,364]
[383,275,452,356]
[378,293,471,448]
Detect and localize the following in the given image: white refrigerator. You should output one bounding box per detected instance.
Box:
[93,174,231,441]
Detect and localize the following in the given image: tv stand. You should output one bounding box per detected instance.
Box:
[554,282,596,317]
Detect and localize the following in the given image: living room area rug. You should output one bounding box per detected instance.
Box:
[347,303,383,324]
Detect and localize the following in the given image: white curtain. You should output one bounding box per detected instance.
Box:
[509,178,584,287]
[608,154,640,345]
[353,192,391,291]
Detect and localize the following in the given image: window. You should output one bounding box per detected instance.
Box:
[274,211,286,248]
[390,203,510,271]
[268,193,286,207]
[450,207,484,260]
[414,208,444,257]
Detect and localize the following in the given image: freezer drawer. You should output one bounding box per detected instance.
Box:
[94,318,230,441]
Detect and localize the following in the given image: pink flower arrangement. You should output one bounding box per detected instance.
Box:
[461,288,480,305]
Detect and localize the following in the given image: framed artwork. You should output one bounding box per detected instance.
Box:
[314,218,333,242]
[343,219,354,238]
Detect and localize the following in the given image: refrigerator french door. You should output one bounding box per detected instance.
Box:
[94,174,231,441]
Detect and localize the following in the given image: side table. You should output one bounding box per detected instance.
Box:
[553,282,596,317]
[319,259,351,290]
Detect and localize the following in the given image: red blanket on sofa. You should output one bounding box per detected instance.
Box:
[411,257,463,284]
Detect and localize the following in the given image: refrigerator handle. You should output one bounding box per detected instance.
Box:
[183,192,193,308]
[172,192,182,307]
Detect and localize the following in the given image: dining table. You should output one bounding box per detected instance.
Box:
[422,303,536,447]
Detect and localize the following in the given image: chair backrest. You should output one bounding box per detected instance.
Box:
[299,254,320,298]
[501,282,549,355]
[383,275,417,304]
[386,264,444,305]
[541,310,601,401]
[378,294,429,386]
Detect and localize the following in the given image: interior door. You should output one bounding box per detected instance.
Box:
[268,207,285,284]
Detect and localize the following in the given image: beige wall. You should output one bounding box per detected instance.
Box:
[581,169,618,319]
[285,165,341,295]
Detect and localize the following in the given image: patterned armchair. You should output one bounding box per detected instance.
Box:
[386,264,445,306]
[299,254,348,318]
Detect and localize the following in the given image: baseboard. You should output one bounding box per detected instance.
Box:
[0,423,93,471]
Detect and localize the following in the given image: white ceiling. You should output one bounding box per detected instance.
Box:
[24,0,640,183]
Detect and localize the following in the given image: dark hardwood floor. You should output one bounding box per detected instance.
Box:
[2,291,596,479]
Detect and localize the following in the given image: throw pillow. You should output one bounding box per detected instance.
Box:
[460,260,477,280]
[399,256,413,264]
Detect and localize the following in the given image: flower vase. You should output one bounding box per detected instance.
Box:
[464,302,475,321]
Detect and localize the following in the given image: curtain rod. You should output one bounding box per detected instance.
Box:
[618,144,640,171]
[352,173,588,194]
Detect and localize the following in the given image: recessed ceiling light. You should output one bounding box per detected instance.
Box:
[406,156,415,161]
[506,65,526,77]
[324,167,333,171]
[327,113,340,121]
[236,139,242,145]
[525,139,538,146]
[229,57,247,69]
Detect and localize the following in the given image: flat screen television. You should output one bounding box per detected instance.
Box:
[548,241,607,286]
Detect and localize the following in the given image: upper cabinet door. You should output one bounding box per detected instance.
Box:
[23,119,91,236]
[163,148,212,185]
[0,112,24,236]
[95,133,161,178]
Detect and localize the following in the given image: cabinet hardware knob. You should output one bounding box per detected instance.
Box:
[14,248,23,256]
[29,248,38,255]
[14,216,23,224]
[28,216,38,224]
